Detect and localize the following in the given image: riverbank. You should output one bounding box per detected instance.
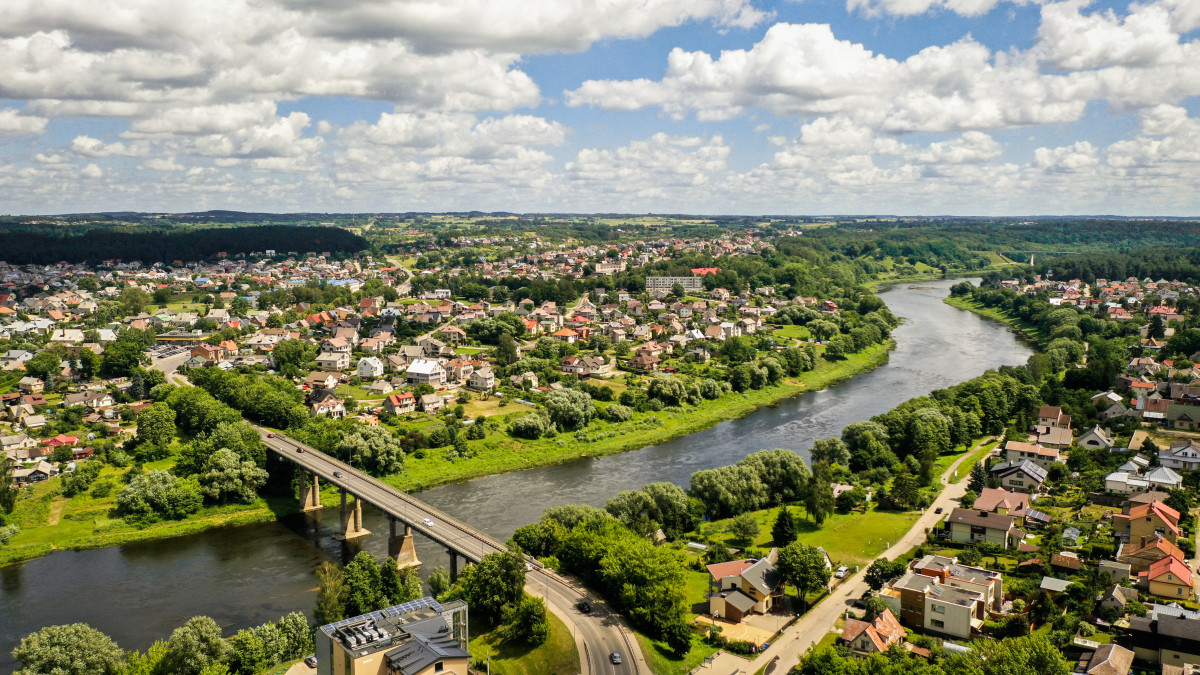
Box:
[392,339,896,492]
[942,295,1049,346]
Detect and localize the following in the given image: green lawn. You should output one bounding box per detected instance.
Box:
[468,611,579,675]
[636,633,719,675]
[766,324,811,343]
[943,296,1049,346]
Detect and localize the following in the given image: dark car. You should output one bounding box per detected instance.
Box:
[578,601,591,613]
[297,447,304,453]
[304,655,318,668]
[333,470,343,478]
[934,506,943,514]
[609,652,622,665]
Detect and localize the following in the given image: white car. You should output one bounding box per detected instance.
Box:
[835,566,850,579]
[423,518,435,527]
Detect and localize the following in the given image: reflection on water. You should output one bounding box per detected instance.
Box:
[0,280,1032,670]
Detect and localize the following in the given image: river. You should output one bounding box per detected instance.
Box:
[0,280,1032,669]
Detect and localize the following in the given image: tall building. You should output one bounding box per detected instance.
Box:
[316,597,470,675]
[645,276,703,292]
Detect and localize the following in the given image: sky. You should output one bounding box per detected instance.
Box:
[1,0,1199,216]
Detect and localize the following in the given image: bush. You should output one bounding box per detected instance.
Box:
[604,404,633,422]
[508,412,552,439]
[116,470,203,524]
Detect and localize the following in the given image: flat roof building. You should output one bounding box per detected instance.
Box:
[316,597,469,675]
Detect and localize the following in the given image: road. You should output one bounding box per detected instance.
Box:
[259,428,644,675]
[744,438,995,673]
[149,350,192,386]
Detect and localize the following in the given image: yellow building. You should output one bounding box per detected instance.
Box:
[316,597,470,675]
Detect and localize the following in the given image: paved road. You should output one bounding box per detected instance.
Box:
[149,350,192,386]
[744,438,995,673]
[259,428,643,675]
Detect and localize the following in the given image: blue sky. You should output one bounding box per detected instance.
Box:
[0,0,1197,215]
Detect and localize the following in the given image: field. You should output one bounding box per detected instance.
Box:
[468,611,579,675]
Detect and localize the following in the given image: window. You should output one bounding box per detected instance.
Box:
[932,604,945,614]
[932,619,945,628]
[435,662,444,673]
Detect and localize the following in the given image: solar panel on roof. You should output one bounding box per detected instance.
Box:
[320,596,442,631]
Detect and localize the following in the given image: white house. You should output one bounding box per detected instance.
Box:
[405,359,446,386]
[1160,440,1200,472]
[1076,426,1115,450]
[469,367,494,391]
[315,351,350,371]
[356,356,384,379]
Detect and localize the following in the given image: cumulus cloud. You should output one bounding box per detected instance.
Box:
[566,133,731,200]
[0,108,48,134]
[846,0,1039,18]
[1036,1,1183,70]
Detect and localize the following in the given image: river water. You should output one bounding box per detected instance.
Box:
[0,280,1032,669]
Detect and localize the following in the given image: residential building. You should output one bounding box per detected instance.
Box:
[706,550,784,623]
[840,608,907,657]
[419,394,444,413]
[1039,405,1072,428]
[1130,613,1200,665]
[1003,441,1061,472]
[468,368,494,391]
[314,596,468,675]
[305,372,341,391]
[1077,426,1115,450]
[943,508,1022,548]
[1140,557,1195,600]
[310,396,347,419]
[1076,644,1134,675]
[646,276,703,292]
[17,376,44,394]
[356,357,385,379]
[383,393,416,415]
[317,351,351,371]
[1161,440,1200,472]
[405,360,446,386]
[989,459,1047,493]
[971,487,1030,520]
[1113,500,1181,544]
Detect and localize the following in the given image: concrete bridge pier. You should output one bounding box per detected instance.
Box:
[448,550,459,582]
[298,471,323,512]
[333,489,371,541]
[388,517,421,569]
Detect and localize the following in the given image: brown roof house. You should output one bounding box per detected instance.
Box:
[706,549,784,623]
[840,608,907,657]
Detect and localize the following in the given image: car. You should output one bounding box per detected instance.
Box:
[578,601,591,613]
[296,447,304,453]
[423,518,435,527]
[834,566,849,579]
[333,471,343,478]
[304,655,318,668]
[267,433,275,438]
[934,506,944,514]
[609,652,622,665]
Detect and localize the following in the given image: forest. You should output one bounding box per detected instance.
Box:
[0,224,366,264]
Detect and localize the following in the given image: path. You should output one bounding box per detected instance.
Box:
[744,437,995,673]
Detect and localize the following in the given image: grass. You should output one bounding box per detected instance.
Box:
[943,296,1049,347]
[394,340,895,491]
[765,324,810,344]
[468,611,579,675]
[636,632,719,675]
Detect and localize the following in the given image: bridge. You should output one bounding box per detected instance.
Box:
[258,427,642,675]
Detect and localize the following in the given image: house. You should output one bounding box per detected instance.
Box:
[989,460,1048,493]
[1166,404,1200,431]
[1130,612,1200,665]
[316,351,351,371]
[971,487,1030,520]
[1039,405,1072,428]
[1099,585,1140,613]
[63,391,115,410]
[1003,441,1061,472]
[1,433,37,456]
[1113,500,1181,544]
[17,376,44,394]
[1077,426,1115,450]
[1037,425,1075,448]
[1160,439,1200,472]
[628,353,660,372]
[1076,644,1135,675]
[909,555,1004,611]
[305,372,340,391]
[314,597,469,675]
[550,328,579,343]
[417,336,445,357]
[309,395,346,419]
[405,359,446,386]
[384,392,417,415]
[419,393,444,413]
[840,608,907,657]
[1140,557,1194,599]
[356,357,384,379]
[11,460,54,484]
[510,371,538,388]
[468,368,494,391]
[942,508,1022,548]
[706,550,784,622]
[1117,534,1185,573]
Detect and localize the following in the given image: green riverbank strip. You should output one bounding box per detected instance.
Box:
[394,339,896,492]
[942,295,1049,347]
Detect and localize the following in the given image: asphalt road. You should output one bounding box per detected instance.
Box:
[258,428,643,675]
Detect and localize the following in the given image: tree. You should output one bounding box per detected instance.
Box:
[379,560,422,607]
[116,470,202,523]
[772,507,797,546]
[12,623,124,675]
[864,558,906,590]
[163,616,233,675]
[776,542,831,610]
[76,348,101,381]
[496,333,520,366]
[502,595,550,646]
[199,449,269,504]
[101,340,146,377]
[314,561,348,625]
[24,351,61,382]
[121,286,151,315]
[136,402,177,448]
[271,339,314,370]
[810,438,849,466]
[344,550,385,617]
[428,566,452,599]
[728,512,760,544]
[805,462,835,526]
[968,461,988,493]
[336,425,405,475]
[462,546,527,625]
[890,471,920,510]
[543,388,595,430]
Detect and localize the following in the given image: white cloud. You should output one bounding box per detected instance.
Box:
[71,135,148,157]
[846,0,1039,18]
[142,157,186,171]
[565,133,731,200]
[1032,140,1099,172]
[0,108,48,134]
[1036,1,1183,70]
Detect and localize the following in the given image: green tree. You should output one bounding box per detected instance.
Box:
[496,333,520,366]
[776,542,831,611]
[379,560,422,606]
[344,550,385,617]
[890,471,920,510]
[199,449,269,504]
[101,340,146,377]
[24,351,61,382]
[115,470,202,522]
[12,623,124,675]
[502,595,550,646]
[136,402,177,448]
[462,546,527,625]
[162,616,233,675]
[968,461,988,493]
[864,558,906,590]
[805,461,835,526]
[121,286,152,315]
[772,507,797,546]
[728,512,760,545]
[810,438,849,466]
[271,339,314,370]
[314,561,348,625]
[543,388,595,430]
[337,425,405,474]
[429,566,452,600]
